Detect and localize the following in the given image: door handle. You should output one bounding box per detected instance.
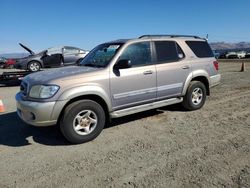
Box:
[182,66,190,69]
[143,70,153,75]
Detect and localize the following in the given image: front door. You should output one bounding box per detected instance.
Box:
[42,53,62,67]
[110,42,157,110]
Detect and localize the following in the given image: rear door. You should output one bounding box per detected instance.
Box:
[110,41,157,110]
[154,41,191,99]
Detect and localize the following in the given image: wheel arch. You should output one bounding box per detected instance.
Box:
[57,94,110,126]
[76,58,83,65]
[182,71,210,96]
[27,60,43,70]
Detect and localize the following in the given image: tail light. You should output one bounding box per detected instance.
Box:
[213,61,219,71]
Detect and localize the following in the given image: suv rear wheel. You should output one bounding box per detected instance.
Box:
[60,100,105,144]
[182,81,206,110]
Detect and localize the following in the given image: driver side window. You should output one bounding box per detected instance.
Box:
[120,42,151,67]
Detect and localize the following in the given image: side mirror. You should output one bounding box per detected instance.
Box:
[114,59,131,69]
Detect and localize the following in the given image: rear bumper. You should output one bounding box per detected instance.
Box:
[210,74,221,88]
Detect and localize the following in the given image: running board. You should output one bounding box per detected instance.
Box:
[110,97,183,118]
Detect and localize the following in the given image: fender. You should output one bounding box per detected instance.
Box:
[57,84,112,111]
[182,70,210,96]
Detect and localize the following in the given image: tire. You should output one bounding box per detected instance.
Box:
[182,81,206,111]
[60,100,105,144]
[28,61,41,72]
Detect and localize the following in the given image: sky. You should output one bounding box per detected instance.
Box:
[1,0,250,53]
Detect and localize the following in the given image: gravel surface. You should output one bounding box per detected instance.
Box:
[0,62,249,188]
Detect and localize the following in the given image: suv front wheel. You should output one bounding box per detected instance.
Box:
[182,81,207,111]
[60,100,106,144]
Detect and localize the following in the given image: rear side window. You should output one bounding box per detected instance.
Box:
[155,41,185,63]
[186,41,214,58]
[64,47,79,55]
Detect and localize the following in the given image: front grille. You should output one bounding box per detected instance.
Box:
[20,81,28,96]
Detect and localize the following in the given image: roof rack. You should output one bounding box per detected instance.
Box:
[139,35,202,39]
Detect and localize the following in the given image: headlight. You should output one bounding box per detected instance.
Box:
[29,85,60,98]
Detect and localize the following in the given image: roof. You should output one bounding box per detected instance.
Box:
[138,34,204,39]
[106,35,206,44]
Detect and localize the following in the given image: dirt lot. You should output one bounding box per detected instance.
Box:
[0,62,249,188]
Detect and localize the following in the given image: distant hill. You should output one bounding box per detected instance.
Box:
[210,42,250,51]
[0,53,28,59]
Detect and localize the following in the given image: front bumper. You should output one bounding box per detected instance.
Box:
[210,74,221,88]
[14,62,27,70]
[16,93,67,127]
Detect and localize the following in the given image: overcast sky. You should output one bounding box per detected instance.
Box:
[1,0,250,53]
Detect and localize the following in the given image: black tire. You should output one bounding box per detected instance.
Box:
[182,81,206,111]
[60,100,105,144]
[28,61,41,72]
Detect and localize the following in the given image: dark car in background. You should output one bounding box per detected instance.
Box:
[15,43,89,71]
[218,51,227,59]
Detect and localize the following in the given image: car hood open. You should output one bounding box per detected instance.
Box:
[19,43,35,55]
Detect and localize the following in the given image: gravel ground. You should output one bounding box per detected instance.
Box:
[0,62,249,188]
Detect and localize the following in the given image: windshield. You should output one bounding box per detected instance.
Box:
[80,43,123,67]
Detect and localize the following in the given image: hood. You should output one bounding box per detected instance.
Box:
[23,66,99,84]
[19,43,35,55]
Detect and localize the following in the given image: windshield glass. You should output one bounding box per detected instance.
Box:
[80,43,123,67]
